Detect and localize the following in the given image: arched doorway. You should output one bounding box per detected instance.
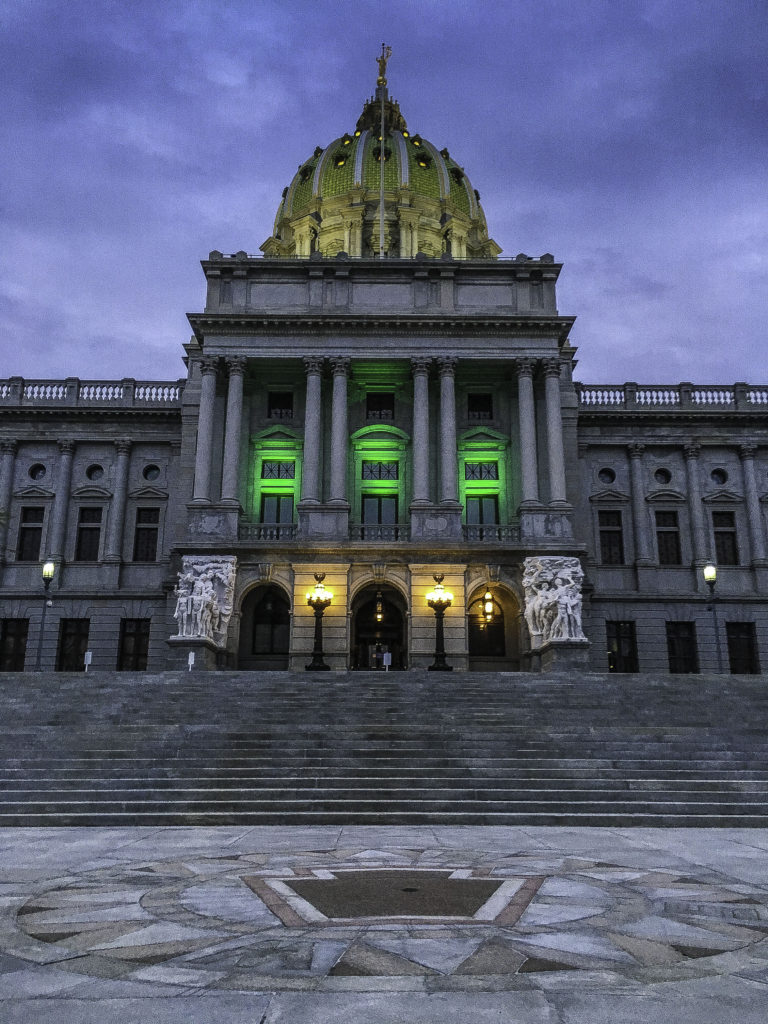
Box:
[351,585,407,670]
[467,586,522,671]
[238,585,291,670]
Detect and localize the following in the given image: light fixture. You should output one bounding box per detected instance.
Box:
[703,563,717,586]
[702,563,724,672]
[42,560,55,583]
[375,591,383,622]
[483,590,494,623]
[306,573,332,671]
[426,574,453,672]
[35,560,56,671]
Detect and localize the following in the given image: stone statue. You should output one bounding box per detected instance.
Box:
[173,555,237,646]
[376,44,392,85]
[523,556,586,645]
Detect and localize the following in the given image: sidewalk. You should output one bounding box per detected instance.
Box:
[0,826,766,1022]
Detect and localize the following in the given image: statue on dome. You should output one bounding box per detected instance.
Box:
[376,44,392,86]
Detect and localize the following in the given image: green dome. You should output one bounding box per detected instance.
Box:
[261,90,500,260]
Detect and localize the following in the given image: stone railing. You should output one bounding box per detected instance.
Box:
[463,524,520,543]
[0,378,184,408]
[350,524,410,542]
[576,382,768,410]
[238,523,297,542]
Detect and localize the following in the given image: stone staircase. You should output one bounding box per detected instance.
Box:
[0,670,767,825]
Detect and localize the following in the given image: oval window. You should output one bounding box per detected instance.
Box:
[28,463,46,480]
[710,468,728,485]
[143,464,160,481]
[598,468,616,484]
[86,464,104,481]
[654,468,671,485]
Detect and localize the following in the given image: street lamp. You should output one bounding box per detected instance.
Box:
[34,560,56,672]
[703,563,724,673]
[426,573,453,672]
[306,572,332,671]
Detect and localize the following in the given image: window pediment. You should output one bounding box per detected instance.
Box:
[589,488,630,504]
[646,489,686,504]
[702,488,743,504]
[71,485,113,499]
[128,485,169,499]
[13,485,54,499]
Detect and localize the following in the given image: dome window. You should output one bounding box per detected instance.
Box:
[342,134,352,146]
[411,134,423,147]
[450,167,465,183]
[354,129,362,137]
[440,148,450,159]
[416,154,432,168]
[299,165,313,182]
[402,131,409,138]
[333,152,348,167]
[373,145,391,163]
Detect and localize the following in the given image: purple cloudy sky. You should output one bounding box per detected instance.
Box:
[2,0,766,385]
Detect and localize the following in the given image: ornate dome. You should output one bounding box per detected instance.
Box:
[260,66,500,260]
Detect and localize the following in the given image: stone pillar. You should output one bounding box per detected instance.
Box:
[543,359,568,505]
[49,440,75,560]
[301,357,323,503]
[104,439,131,561]
[329,357,350,504]
[438,357,459,504]
[740,443,767,564]
[221,356,246,505]
[0,441,17,564]
[628,443,652,565]
[192,358,218,504]
[516,359,539,506]
[411,358,431,504]
[683,443,708,564]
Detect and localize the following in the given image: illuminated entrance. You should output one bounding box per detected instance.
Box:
[238,585,291,670]
[351,585,407,670]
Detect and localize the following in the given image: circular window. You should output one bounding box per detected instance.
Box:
[86,464,104,481]
[710,468,728,485]
[654,468,672,485]
[143,464,160,481]
[598,468,616,484]
[28,463,46,480]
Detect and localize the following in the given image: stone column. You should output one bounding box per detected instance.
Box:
[516,359,539,505]
[0,441,17,564]
[438,358,459,504]
[628,443,652,564]
[411,358,431,504]
[49,440,75,560]
[683,442,708,563]
[221,356,246,505]
[192,358,218,504]
[104,439,131,561]
[301,357,323,503]
[543,359,568,505]
[329,357,350,504]
[740,443,767,564]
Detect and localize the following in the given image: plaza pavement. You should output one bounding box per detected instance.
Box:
[0,825,766,1022]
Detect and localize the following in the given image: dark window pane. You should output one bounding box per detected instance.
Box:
[465,496,499,525]
[0,618,29,671]
[267,392,293,419]
[468,598,505,657]
[260,494,293,524]
[362,461,398,480]
[606,620,638,672]
[713,511,739,566]
[252,589,290,655]
[261,461,295,479]
[725,622,760,674]
[362,495,398,525]
[78,507,102,525]
[380,496,397,525]
[666,621,699,673]
[17,506,44,561]
[465,462,498,480]
[133,508,159,562]
[75,508,102,561]
[467,393,493,421]
[366,393,395,421]
[598,509,624,565]
[57,618,90,671]
[117,618,150,670]
[655,510,682,565]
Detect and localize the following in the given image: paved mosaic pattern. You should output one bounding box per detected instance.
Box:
[5,833,768,994]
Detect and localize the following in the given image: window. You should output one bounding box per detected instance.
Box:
[143,464,160,481]
[57,618,90,671]
[28,463,46,480]
[366,392,394,421]
[362,461,398,480]
[713,511,739,566]
[465,462,499,480]
[86,464,104,481]
[467,393,493,421]
[466,495,498,525]
[598,510,624,565]
[133,508,160,562]
[260,494,293,524]
[726,622,760,674]
[598,467,616,484]
[261,461,295,479]
[0,618,29,671]
[219,279,232,304]
[361,494,398,536]
[655,510,682,565]
[666,621,699,674]
[117,618,150,671]
[16,507,44,562]
[252,589,290,655]
[75,507,102,561]
[267,392,293,420]
[606,621,638,672]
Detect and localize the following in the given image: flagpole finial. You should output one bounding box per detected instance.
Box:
[376,43,392,87]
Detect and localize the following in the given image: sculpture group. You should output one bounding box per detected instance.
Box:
[523,556,586,645]
[173,556,236,646]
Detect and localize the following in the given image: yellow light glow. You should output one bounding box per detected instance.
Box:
[42,560,55,581]
[483,590,494,621]
[426,578,454,606]
[703,563,717,583]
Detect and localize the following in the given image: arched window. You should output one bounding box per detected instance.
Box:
[467,596,505,657]
[252,588,290,655]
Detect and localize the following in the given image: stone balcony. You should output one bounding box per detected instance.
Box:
[0,378,184,408]
[576,381,768,410]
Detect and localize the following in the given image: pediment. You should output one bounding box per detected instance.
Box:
[646,488,686,503]
[351,424,410,444]
[251,425,302,444]
[459,427,509,445]
[13,484,54,499]
[589,488,630,503]
[71,485,113,499]
[128,485,169,499]
[702,488,743,504]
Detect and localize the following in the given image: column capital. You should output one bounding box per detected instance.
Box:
[437,356,457,377]
[683,442,701,460]
[329,357,350,376]
[516,358,536,378]
[226,355,247,376]
[627,443,645,459]
[542,358,561,378]
[114,438,132,456]
[739,442,758,460]
[411,357,432,375]
[58,439,76,455]
[303,356,324,375]
[0,440,17,455]
[199,357,218,376]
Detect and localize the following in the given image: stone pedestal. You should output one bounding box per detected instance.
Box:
[187,503,241,541]
[297,502,350,540]
[409,504,463,541]
[519,507,573,541]
[538,638,591,672]
[166,635,221,671]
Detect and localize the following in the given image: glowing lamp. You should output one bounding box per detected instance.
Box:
[483,590,494,622]
[375,591,383,622]
[426,574,453,611]
[306,573,333,610]
[42,561,55,582]
[703,563,717,585]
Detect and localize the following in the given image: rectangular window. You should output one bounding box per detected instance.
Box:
[366,392,395,421]
[466,495,499,525]
[0,618,29,671]
[362,461,398,480]
[56,618,90,671]
[666,621,699,674]
[261,461,295,479]
[467,393,493,421]
[713,511,739,566]
[132,508,160,563]
[260,494,294,524]
[267,392,293,420]
[16,507,44,562]
[606,620,638,672]
[362,494,398,526]
[725,621,760,674]
[656,510,682,565]
[117,618,150,671]
[465,462,499,480]
[598,510,625,565]
[75,507,102,561]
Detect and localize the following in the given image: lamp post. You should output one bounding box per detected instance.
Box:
[34,560,56,672]
[306,572,332,671]
[703,563,724,673]
[426,573,453,671]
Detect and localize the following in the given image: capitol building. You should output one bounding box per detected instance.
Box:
[1,58,766,677]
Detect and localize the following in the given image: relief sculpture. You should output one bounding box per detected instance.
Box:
[173,555,237,647]
[523,556,586,646]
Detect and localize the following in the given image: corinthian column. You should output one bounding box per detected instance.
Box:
[301,357,323,503]
[683,442,708,563]
[411,358,431,504]
[49,440,75,560]
[438,357,459,504]
[192,358,218,504]
[740,443,767,564]
[0,441,17,564]
[628,443,652,564]
[104,439,131,561]
[543,359,567,505]
[516,359,539,505]
[329,357,350,504]
[221,356,246,504]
